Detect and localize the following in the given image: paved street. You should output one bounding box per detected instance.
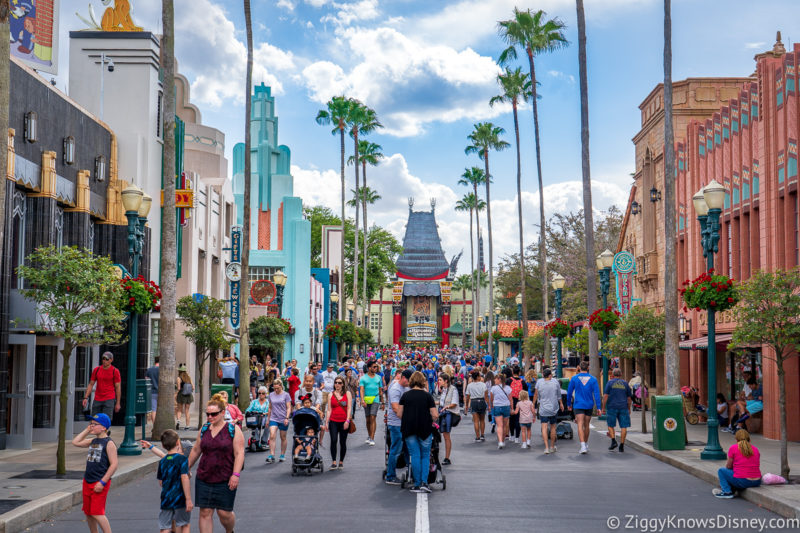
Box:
[30,407,783,533]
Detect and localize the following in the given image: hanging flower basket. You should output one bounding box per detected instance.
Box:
[681,269,738,312]
[279,317,294,334]
[512,326,525,338]
[491,330,503,342]
[546,318,571,339]
[120,276,160,314]
[589,307,621,334]
[476,332,489,344]
[323,321,341,340]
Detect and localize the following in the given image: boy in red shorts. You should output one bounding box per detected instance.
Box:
[72,413,118,533]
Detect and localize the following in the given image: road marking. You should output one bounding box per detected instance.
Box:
[415,492,429,533]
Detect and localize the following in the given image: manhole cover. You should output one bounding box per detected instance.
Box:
[10,470,83,480]
[0,499,31,513]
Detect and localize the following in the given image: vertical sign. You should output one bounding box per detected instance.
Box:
[439,281,452,303]
[613,251,636,316]
[392,281,404,303]
[230,225,242,329]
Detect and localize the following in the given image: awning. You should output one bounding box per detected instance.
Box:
[679,333,733,350]
[443,322,471,335]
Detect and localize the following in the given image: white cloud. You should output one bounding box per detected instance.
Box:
[548,70,575,84]
[277,0,295,11]
[322,0,380,26]
[744,41,767,50]
[305,0,331,6]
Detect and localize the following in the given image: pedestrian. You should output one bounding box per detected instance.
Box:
[716,393,730,432]
[488,373,512,449]
[294,374,323,408]
[384,369,412,485]
[437,373,458,465]
[176,364,194,430]
[508,366,524,443]
[72,413,118,533]
[319,363,338,414]
[153,429,193,533]
[424,362,437,395]
[146,357,160,425]
[601,368,632,452]
[513,390,534,449]
[218,355,238,387]
[713,429,762,498]
[246,386,271,450]
[567,361,602,454]
[215,390,243,425]
[187,395,245,533]
[326,376,352,469]
[399,371,438,493]
[287,367,301,404]
[342,367,360,419]
[265,379,293,464]
[359,361,384,445]
[464,371,488,442]
[82,351,121,418]
[533,367,564,454]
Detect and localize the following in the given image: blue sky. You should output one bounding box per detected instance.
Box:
[57,0,798,264]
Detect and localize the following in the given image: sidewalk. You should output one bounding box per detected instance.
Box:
[596,410,800,519]
[0,424,198,533]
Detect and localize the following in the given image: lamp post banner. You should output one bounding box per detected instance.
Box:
[230,225,242,329]
[613,251,636,316]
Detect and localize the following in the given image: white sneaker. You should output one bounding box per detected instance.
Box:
[366,438,371,444]
[552,445,557,453]
[521,443,527,449]
[543,448,550,454]
[498,442,505,449]
[369,439,376,446]
[580,443,587,454]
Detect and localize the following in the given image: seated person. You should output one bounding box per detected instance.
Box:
[293,428,317,459]
[728,392,750,433]
[716,393,730,429]
[297,393,323,418]
[745,381,763,415]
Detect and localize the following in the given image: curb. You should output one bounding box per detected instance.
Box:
[625,438,800,519]
[0,456,160,533]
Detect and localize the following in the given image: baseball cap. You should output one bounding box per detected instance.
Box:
[91,413,111,429]
[401,369,414,380]
[327,363,335,368]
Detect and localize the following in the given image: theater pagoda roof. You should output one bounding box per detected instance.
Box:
[396,202,449,281]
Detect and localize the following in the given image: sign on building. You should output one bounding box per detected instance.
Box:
[613,251,636,316]
[406,321,437,342]
[10,0,60,74]
[392,281,404,303]
[229,225,242,329]
[439,281,452,303]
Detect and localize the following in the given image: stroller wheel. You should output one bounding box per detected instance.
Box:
[249,442,257,453]
[441,474,446,491]
[687,412,699,425]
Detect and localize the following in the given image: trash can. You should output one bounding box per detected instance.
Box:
[559,377,570,391]
[651,395,685,450]
[210,383,235,402]
[135,379,152,415]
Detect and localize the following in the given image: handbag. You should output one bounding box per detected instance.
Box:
[440,387,462,428]
[347,419,357,434]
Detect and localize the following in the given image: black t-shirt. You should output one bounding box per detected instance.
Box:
[400,389,435,440]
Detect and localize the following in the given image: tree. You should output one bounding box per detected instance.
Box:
[315,96,353,319]
[347,186,382,317]
[494,251,541,322]
[606,306,665,433]
[452,274,473,347]
[576,0,599,379]
[238,0,254,412]
[662,0,680,396]
[455,172,486,347]
[731,269,800,478]
[324,319,358,361]
[249,316,290,360]
[156,0,178,438]
[176,296,233,422]
[490,66,532,366]
[524,331,546,359]
[498,8,568,370]
[17,246,127,475]
[465,123,509,361]
[563,327,589,360]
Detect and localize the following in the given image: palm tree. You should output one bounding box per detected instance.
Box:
[499,8,568,368]
[465,123,509,361]
[237,0,254,411]
[663,0,679,395]
[576,0,599,377]
[455,191,485,348]
[490,67,532,364]
[349,140,384,325]
[154,0,178,437]
[453,274,473,347]
[458,167,487,347]
[316,96,353,319]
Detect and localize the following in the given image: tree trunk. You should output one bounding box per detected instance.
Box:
[468,208,474,349]
[484,156,494,361]
[473,184,481,349]
[156,0,178,438]
[237,0,254,411]
[663,0,680,396]
[639,357,648,434]
[777,357,789,478]
[576,0,599,379]
[378,285,383,345]
[527,49,547,371]
[362,162,369,327]
[195,351,205,427]
[0,0,9,287]
[352,129,360,324]
[56,341,75,475]
[339,126,345,320]
[462,287,467,347]
[512,100,529,368]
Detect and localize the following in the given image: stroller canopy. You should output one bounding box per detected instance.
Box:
[292,408,321,434]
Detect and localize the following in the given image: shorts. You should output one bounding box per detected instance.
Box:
[492,405,510,418]
[605,408,631,428]
[573,408,594,417]
[269,420,289,431]
[82,479,110,516]
[540,415,558,425]
[176,393,194,405]
[470,399,487,415]
[151,393,158,412]
[91,399,116,418]
[364,402,380,417]
[195,478,236,512]
[439,412,453,433]
[520,422,532,429]
[159,507,191,529]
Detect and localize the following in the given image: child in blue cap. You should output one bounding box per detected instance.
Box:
[72,413,118,533]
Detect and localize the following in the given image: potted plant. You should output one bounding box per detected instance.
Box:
[546,318,571,339]
[119,275,160,314]
[681,268,738,312]
[589,307,621,335]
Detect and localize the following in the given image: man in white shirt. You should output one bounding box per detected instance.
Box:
[319,362,338,414]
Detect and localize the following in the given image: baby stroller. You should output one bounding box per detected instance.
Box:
[382,419,409,485]
[244,411,268,452]
[291,408,324,476]
[555,387,574,440]
[425,425,446,490]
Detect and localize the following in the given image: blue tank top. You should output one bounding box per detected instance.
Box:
[84,437,111,483]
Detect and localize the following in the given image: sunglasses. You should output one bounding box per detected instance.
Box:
[206,411,221,417]
[258,392,267,396]
[101,357,111,361]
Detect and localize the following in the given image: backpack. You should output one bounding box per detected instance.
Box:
[510,377,523,399]
[180,381,193,395]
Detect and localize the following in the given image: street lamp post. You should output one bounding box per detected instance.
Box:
[272,270,288,366]
[596,249,615,388]
[515,294,522,360]
[552,274,566,379]
[693,180,728,461]
[118,186,151,456]
[329,291,339,366]
[494,307,500,362]
[347,303,354,355]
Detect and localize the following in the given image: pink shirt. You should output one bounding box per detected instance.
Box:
[517,400,534,424]
[728,444,761,479]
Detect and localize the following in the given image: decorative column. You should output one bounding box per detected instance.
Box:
[441,304,450,347]
[392,303,402,346]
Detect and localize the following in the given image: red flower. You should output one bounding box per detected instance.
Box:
[710,301,716,306]
[727,297,734,303]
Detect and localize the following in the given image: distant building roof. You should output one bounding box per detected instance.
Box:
[396,208,449,280]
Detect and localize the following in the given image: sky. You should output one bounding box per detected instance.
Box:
[55,0,799,268]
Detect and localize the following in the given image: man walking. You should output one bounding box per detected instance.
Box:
[602,368,632,452]
[145,358,159,425]
[567,361,601,454]
[82,352,121,418]
[319,363,338,414]
[533,368,564,454]
[359,361,384,445]
[384,369,412,485]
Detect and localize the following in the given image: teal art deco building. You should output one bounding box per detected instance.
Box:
[233,84,311,367]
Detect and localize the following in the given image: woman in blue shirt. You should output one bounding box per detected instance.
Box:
[424,363,437,395]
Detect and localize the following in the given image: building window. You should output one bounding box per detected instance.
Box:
[150,319,160,362]
[73,347,92,421]
[33,345,57,428]
[727,223,733,278]
[55,207,64,250]
[156,91,163,138]
[248,266,283,304]
[794,194,799,266]
[11,191,26,289]
[462,313,472,326]
[370,312,380,330]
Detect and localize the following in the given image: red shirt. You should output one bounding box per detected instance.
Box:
[329,393,349,423]
[287,375,301,402]
[92,366,121,402]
